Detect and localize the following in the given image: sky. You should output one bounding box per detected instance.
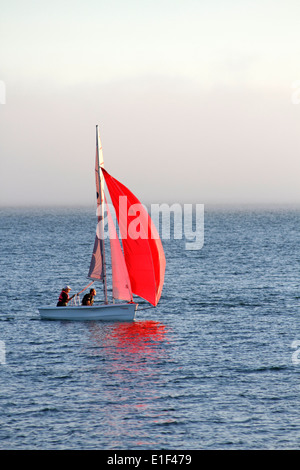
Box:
[1,0,300,206]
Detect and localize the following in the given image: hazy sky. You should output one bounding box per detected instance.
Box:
[1,0,300,206]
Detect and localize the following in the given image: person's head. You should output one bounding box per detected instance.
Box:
[90,288,96,296]
[63,285,71,292]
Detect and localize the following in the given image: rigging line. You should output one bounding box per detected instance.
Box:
[78,281,95,295]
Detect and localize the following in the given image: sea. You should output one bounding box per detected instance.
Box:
[0,205,299,451]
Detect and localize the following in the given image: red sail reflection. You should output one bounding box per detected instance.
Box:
[86,319,171,445]
[88,320,170,367]
[107,320,169,355]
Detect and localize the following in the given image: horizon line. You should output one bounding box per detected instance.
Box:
[1,202,300,211]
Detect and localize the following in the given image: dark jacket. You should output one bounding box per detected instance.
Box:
[82,293,95,306]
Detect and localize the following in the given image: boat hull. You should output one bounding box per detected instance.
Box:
[39,302,138,321]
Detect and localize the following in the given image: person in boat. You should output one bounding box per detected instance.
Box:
[57,285,76,307]
[82,288,97,306]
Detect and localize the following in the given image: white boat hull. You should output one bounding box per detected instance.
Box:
[39,302,138,321]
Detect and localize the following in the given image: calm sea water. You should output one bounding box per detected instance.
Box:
[0,205,299,450]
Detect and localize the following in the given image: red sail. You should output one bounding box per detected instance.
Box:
[102,168,165,306]
[105,195,133,302]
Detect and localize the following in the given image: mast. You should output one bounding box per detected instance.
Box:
[96,125,108,304]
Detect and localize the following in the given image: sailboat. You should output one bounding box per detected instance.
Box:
[39,126,166,321]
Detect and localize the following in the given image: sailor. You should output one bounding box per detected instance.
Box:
[57,285,76,307]
[82,288,97,306]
